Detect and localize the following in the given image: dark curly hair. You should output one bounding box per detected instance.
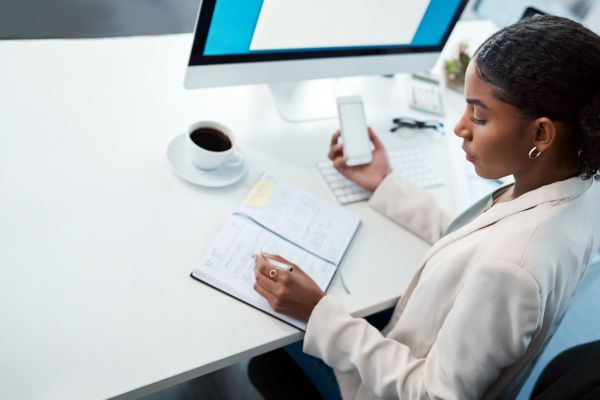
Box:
[474,15,600,180]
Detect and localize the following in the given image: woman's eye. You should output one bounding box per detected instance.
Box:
[470,116,487,125]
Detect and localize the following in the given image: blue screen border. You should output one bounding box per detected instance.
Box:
[188,0,469,67]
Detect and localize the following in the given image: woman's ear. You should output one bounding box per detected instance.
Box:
[531,117,557,153]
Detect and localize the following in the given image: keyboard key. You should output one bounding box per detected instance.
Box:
[317,147,443,204]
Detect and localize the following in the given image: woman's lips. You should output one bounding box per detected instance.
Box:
[463,147,476,162]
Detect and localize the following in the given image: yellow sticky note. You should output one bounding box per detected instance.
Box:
[244,178,276,208]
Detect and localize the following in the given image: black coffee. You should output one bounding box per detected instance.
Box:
[190,127,232,152]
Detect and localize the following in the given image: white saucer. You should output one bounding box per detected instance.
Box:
[167,134,247,187]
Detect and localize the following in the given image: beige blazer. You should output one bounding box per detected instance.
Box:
[304,173,600,400]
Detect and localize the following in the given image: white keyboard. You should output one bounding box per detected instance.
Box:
[317,147,444,204]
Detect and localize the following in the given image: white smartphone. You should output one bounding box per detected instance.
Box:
[336,95,373,166]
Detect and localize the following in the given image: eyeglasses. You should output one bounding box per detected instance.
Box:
[390,117,444,134]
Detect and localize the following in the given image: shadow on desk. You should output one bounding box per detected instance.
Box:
[140,360,261,400]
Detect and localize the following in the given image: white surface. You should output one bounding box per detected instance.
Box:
[269,79,338,121]
[167,134,247,187]
[0,20,499,400]
[250,0,429,50]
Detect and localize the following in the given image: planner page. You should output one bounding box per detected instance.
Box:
[192,214,336,330]
[236,173,360,265]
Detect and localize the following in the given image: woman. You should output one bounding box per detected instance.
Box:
[250,16,600,399]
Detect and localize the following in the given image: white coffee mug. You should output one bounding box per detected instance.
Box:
[186,121,243,170]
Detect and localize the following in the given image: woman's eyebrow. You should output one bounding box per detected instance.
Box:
[466,98,490,109]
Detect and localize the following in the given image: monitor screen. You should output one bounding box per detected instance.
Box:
[189,0,468,66]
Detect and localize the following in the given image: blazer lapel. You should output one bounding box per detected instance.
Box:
[420,177,592,264]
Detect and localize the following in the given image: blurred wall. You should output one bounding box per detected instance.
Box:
[473,0,595,25]
[0,0,200,39]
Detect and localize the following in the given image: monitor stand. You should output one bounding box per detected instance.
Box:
[269,78,338,123]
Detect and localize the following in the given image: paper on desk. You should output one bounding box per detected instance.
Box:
[250,0,430,51]
[192,214,334,330]
[237,173,360,265]
[243,177,276,208]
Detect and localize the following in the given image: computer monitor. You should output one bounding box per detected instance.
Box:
[185,0,469,120]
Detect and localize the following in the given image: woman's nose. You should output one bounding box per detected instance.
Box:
[453,115,472,140]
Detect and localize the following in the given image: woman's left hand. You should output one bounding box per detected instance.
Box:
[254,253,326,322]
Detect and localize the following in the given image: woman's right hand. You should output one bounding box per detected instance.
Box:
[328,128,391,192]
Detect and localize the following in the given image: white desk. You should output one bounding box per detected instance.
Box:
[0,21,497,400]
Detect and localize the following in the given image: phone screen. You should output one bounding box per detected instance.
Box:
[339,102,371,159]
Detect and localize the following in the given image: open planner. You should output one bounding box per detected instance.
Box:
[191,173,361,330]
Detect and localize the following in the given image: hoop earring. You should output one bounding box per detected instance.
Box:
[528,147,542,160]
